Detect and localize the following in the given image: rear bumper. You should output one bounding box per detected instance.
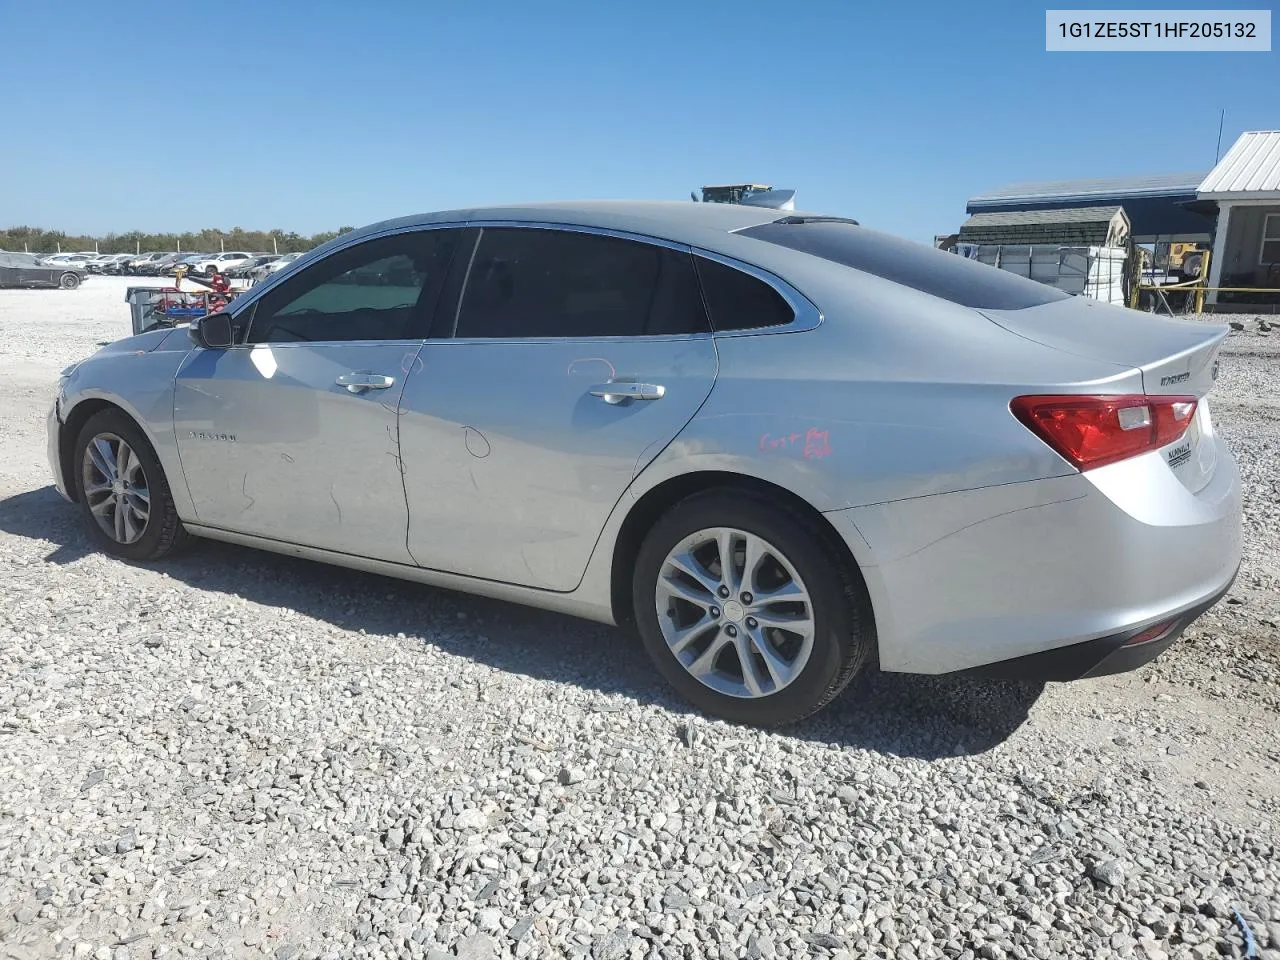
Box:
[826,432,1242,675]
[965,566,1236,681]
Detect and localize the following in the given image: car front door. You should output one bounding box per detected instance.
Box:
[28,256,61,285]
[399,225,719,591]
[172,227,464,562]
[29,260,60,286]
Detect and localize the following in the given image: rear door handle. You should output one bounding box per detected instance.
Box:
[336,372,395,394]
[589,381,666,404]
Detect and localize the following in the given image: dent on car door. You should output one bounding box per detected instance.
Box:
[399,226,719,591]
[172,228,465,562]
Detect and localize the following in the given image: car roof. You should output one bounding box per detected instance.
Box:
[267,200,869,308]
[347,200,796,248]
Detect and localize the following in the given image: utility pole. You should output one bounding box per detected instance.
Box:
[1215,109,1226,163]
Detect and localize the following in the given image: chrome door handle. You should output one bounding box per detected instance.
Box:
[336,372,395,394]
[589,381,666,404]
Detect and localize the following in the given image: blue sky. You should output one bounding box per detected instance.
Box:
[0,0,1275,241]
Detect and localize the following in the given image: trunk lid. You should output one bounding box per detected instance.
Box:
[979,297,1226,399]
[981,297,1227,493]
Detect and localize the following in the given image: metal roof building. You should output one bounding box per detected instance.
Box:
[968,172,1205,206]
[959,129,1280,308]
[1198,130,1280,200]
[966,171,1212,242]
[1198,131,1280,304]
[958,206,1130,246]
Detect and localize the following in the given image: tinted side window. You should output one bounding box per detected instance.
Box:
[694,256,795,331]
[740,220,1070,310]
[454,228,709,339]
[247,230,459,344]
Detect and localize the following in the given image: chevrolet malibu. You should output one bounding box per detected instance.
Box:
[48,201,1242,725]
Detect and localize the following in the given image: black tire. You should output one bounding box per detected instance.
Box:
[59,272,81,290]
[73,408,189,561]
[632,490,874,727]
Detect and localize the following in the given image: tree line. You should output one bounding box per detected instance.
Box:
[0,225,357,255]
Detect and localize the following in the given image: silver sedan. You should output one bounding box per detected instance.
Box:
[47,201,1242,725]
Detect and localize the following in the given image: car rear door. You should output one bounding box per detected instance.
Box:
[172,227,465,562]
[398,224,718,591]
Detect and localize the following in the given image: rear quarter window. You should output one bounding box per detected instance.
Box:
[740,219,1070,310]
[694,256,795,331]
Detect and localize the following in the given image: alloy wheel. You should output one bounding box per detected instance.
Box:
[655,527,815,699]
[81,433,151,545]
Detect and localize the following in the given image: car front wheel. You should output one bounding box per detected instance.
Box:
[73,409,189,561]
[633,491,874,726]
[59,272,81,290]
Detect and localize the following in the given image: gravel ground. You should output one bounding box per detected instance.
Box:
[1,279,1277,960]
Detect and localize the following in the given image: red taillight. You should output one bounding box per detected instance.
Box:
[1010,394,1197,471]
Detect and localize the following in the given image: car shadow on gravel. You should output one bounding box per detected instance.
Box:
[1,485,1044,760]
[0,485,95,564]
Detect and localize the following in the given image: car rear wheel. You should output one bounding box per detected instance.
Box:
[633,491,874,726]
[73,409,189,561]
[59,272,81,290]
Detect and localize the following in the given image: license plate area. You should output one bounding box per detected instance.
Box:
[1164,400,1215,492]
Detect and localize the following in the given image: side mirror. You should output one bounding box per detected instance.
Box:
[188,311,234,349]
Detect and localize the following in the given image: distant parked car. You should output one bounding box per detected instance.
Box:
[40,253,96,269]
[100,254,137,276]
[167,254,210,276]
[226,254,281,279]
[0,252,88,289]
[189,252,254,276]
[249,251,304,284]
[139,253,185,276]
[126,252,174,275]
[84,254,126,274]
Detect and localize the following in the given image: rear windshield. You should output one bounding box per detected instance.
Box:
[740,219,1070,310]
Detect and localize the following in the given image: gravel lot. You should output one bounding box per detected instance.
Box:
[1,278,1278,960]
